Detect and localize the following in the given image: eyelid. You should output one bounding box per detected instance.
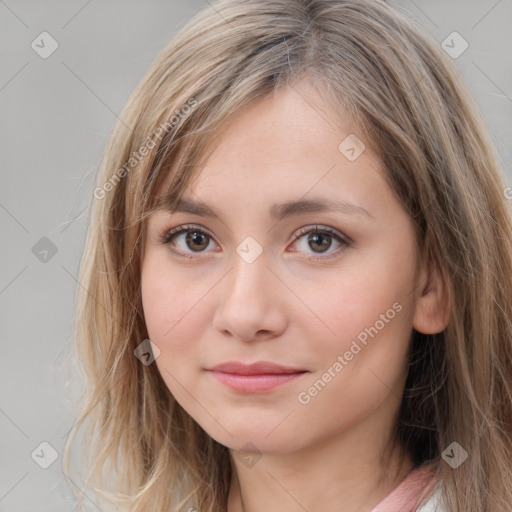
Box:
[292,224,351,244]
[287,225,350,260]
[159,223,216,245]
[159,223,351,260]
[160,223,349,243]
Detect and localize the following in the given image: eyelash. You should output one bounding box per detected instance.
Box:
[158,224,351,261]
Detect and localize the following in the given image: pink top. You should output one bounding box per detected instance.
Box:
[370,463,438,512]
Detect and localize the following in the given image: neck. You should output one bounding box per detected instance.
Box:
[226,404,415,512]
[228,446,414,512]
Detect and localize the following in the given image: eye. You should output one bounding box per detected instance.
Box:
[159,224,350,260]
[159,224,217,259]
[290,225,350,259]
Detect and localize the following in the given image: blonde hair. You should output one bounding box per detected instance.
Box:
[63,1,512,511]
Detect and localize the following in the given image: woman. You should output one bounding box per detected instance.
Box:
[63,1,512,511]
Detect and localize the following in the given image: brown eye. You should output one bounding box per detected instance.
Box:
[184,231,210,251]
[291,225,349,259]
[306,232,333,253]
[161,225,216,258]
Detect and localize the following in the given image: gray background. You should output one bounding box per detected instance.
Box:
[0,1,510,511]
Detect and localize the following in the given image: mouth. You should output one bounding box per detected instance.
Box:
[207,370,307,392]
[205,361,308,392]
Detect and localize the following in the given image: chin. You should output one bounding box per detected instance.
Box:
[206,425,302,455]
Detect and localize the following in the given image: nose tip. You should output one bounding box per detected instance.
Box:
[211,253,287,342]
[227,329,273,343]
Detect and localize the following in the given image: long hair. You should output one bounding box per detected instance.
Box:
[63,1,512,510]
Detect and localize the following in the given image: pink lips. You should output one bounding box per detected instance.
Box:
[206,361,307,392]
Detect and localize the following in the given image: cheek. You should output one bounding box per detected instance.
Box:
[140,253,208,344]
[140,253,222,398]
[293,279,411,436]
[141,279,190,342]
[140,259,204,400]
[295,264,408,350]
[295,247,415,391]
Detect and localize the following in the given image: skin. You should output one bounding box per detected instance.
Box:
[140,78,450,512]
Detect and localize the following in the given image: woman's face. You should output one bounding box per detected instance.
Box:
[141,80,423,454]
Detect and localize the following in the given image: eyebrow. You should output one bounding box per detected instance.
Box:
[155,195,375,222]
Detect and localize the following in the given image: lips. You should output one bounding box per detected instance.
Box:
[206,361,308,392]
[207,361,307,375]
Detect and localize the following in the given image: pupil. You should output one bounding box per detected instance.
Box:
[183,231,332,253]
[187,231,208,251]
[309,233,331,253]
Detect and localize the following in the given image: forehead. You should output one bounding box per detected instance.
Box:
[153,81,389,223]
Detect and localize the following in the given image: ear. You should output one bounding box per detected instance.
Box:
[412,257,451,334]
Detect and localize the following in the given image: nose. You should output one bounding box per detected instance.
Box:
[212,249,287,342]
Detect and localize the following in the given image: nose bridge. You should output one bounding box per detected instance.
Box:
[213,243,283,340]
[225,244,272,307]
